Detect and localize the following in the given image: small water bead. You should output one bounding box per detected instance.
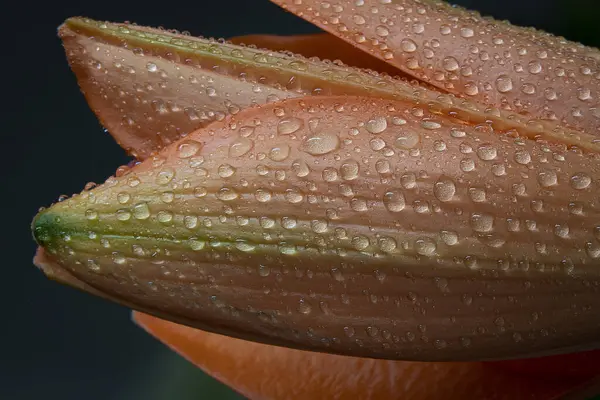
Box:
[85,209,98,220]
[116,209,132,221]
[378,237,397,253]
[340,161,360,180]
[311,219,328,233]
[184,215,198,229]
[440,230,459,246]
[468,187,486,202]
[157,211,173,223]
[352,235,370,250]
[177,140,202,158]
[415,238,437,256]
[146,62,157,72]
[216,187,239,201]
[282,158,306,177]
[433,178,456,202]
[133,203,150,220]
[491,163,506,177]
[277,117,303,135]
[281,217,297,229]
[460,158,475,172]
[260,217,275,229]
[470,213,494,232]
[460,27,474,38]
[269,144,291,161]
[161,191,174,204]
[394,130,420,149]
[421,120,441,130]
[521,84,536,95]
[401,173,417,189]
[285,189,304,204]
[297,299,312,315]
[350,198,368,212]
[514,150,531,165]
[301,132,340,155]
[156,168,175,185]
[554,224,570,239]
[353,14,366,24]
[537,169,558,187]
[442,56,459,72]
[375,159,391,174]
[476,144,497,161]
[365,116,388,133]
[229,138,253,157]
[235,241,256,252]
[322,168,339,182]
[369,138,386,151]
[255,189,272,203]
[433,140,447,151]
[569,202,585,216]
[375,25,390,37]
[112,252,127,265]
[495,75,513,93]
[383,190,406,212]
[570,173,592,190]
[239,126,255,138]
[117,192,131,204]
[218,164,236,178]
[401,38,417,53]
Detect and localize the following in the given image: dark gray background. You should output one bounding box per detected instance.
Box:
[4,0,600,399]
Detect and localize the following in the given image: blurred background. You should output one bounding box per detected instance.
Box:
[4,0,600,399]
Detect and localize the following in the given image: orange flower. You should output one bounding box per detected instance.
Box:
[32,1,600,398]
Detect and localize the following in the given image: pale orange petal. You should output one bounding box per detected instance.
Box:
[270,0,600,135]
[133,312,582,400]
[34,96,600,361]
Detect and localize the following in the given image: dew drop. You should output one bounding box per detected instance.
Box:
[470,213,494,232]
[229,138,253,157]
[301,132,340,155]
[365,116,388,133]
[340,161,360,180]
[537,169,558,187]
[433,178,456,202]
[133,203,150,220]
[383,190,406,212]
[177,140,202,158]
[476,144,497,161]
[278,117,304,135]
[394,131,420,149]
[495,75,513,93]
[570,173,592,190]
[415,238,437,256]
[269,144,291,161]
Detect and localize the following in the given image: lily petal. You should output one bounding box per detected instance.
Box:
[33,95,600,361]
[60,17,600,159]
[133,312,585,400]
[270,0,600,135]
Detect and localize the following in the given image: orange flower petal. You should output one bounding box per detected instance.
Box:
[270,0,600,135]
[34,95,600,361]
[60,17,600,160]
[133,311,585,400]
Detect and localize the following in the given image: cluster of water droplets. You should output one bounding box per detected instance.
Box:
[280,0,600,138]
[39,93,600,359]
